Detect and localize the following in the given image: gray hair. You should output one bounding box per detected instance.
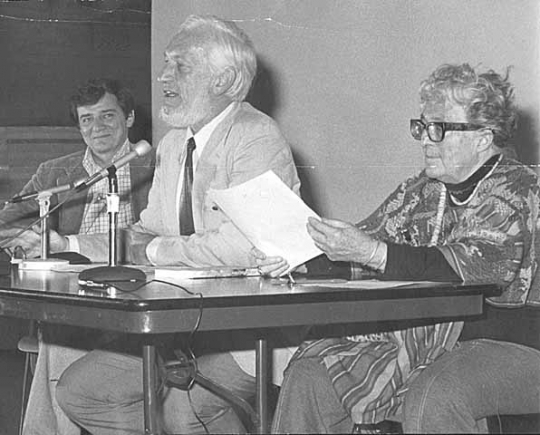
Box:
[419,63,517,150]
[177,15,257,101]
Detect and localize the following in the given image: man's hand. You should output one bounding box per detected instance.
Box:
[0,226,69,258]
[0,226,42,258]
[250,247,289,278]
[0,227,24,247]
[307,217,378,263]
[123,229,156,265]
[49,229,69,253]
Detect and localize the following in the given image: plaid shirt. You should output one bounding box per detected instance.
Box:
[79,141,134,234]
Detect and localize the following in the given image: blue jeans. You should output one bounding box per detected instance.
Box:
[403,339,540,433]
[271,357,355,434]
[56,349,256,434]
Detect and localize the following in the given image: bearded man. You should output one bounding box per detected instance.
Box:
[55,14,301,435]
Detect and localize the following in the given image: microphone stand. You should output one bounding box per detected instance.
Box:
[78,167,145,292]
[17,191,69,271]
[107,167,120,267]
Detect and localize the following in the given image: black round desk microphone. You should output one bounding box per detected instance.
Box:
[78,265,146,293]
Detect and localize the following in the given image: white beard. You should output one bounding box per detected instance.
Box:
[159,105,189,128]
[159,91,214,129]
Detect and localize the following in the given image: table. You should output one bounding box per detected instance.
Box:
[0,267,500,434]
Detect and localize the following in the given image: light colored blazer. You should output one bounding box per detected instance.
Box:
[77,102,302,383]
[130,101,301,267]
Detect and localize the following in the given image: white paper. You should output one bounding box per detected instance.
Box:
[295,279,440,289]
[209,171,322,271]
[155,266,260,280]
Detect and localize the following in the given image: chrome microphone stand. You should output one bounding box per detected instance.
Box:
[38,191,52,260]
[18,191,69,271]
[106,167,120,266]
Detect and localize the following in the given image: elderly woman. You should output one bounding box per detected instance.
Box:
[256,63,540,433]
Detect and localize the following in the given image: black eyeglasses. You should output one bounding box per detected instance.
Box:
[410,119,486,143]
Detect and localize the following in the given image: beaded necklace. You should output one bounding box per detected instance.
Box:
[447,154,502,207]
[429,183,447,247]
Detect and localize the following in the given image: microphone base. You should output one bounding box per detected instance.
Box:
[78,265,146,292]
[18,258,70,271]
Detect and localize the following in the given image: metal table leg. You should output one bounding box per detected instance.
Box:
[255,337,268,434]
[142,344,160,434]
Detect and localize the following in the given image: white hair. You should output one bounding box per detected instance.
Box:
[176,15,257,101]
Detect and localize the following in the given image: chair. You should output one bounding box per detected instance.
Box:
[17,321,39,435]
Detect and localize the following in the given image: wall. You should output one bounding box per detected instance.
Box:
[152,0,540,220]
[0,0,152,143]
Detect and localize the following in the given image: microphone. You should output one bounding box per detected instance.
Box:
[6,141,152,205]
[7,180,85,204]
[75,140,152,192]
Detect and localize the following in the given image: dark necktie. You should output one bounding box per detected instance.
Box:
[179,137,196,235]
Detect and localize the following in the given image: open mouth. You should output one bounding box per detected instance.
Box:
[163,90,179,98]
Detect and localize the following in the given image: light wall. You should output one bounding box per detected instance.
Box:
[152,0,540,220]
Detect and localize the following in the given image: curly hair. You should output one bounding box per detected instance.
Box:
[69,78,135,126]
[419,63,517,150]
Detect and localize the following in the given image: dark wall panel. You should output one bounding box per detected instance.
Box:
[0,0,152,142]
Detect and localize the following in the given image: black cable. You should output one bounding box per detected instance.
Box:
[187,387,210,435]
[148,279,209,434]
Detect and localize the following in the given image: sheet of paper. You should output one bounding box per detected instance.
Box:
[209,170,322,272]
[294,279,440,289]
[155,266,260,280]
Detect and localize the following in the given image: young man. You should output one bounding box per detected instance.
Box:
[0,78,155,258]
[0,79,155,435]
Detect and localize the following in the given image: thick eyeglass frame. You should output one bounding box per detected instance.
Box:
[410,118,486,143]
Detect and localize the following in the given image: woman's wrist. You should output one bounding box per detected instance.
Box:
[364,241,387,272]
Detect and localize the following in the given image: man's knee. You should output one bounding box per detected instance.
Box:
[56,362,85,418]
[403,349,480,433]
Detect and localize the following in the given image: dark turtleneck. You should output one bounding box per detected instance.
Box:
[445,154,501,205]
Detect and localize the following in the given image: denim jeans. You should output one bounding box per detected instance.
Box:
[403,339,540,433]
[271,357,355,434]
[56,349,256,434]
